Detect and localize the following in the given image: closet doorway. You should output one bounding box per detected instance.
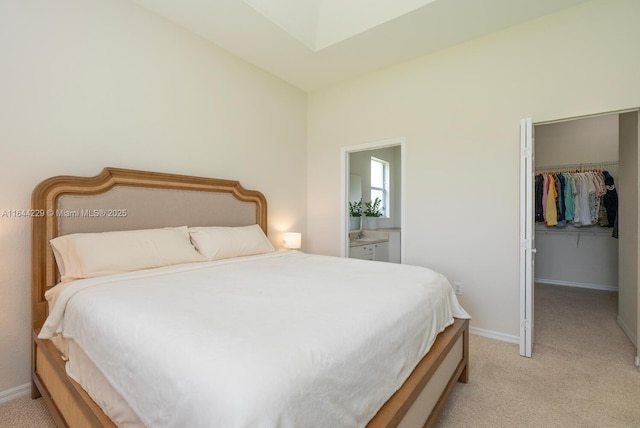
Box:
[535,114,619,295]
[520,110,640,366]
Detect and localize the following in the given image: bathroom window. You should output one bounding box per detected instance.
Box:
[371,157,389,217]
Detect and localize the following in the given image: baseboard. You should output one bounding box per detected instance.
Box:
[617,316,638,348]
[535,278,618,292]
[0,383,31,404]
[470,326,520,344]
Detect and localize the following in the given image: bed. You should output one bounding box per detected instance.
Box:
[31,167,470,428]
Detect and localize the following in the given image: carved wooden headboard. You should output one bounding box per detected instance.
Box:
[31,167,267,329]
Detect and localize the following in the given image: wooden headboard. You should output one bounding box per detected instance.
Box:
[31,167,267,329]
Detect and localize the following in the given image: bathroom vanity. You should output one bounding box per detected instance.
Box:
[349,229,400,263]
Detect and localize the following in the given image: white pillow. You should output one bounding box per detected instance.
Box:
[189,224,274,261]
[50,226,206,282]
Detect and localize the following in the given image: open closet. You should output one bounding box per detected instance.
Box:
[533,112,638,350]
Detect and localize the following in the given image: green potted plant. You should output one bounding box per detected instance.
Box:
[349,199,362,230]
[363,197,383,230]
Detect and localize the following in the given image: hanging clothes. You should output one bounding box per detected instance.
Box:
[542,174,549,222]
[562,173,574,222]
[555,173,567,228]
[575,172,595,227]
[545,174,558,226]
[534,168,618,230]
[603,171,618,228]
[535,175,544,223]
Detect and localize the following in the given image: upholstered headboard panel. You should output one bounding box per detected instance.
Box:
[57,187,256,235]
[31,167,267,329]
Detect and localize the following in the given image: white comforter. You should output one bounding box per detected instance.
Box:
[40,252,469,428]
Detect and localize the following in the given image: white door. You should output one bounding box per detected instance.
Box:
[519,118,536,357]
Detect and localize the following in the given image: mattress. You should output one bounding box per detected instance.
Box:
[40,251,469,428]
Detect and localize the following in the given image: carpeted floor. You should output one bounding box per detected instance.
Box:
[1,284,637,427]
[0,393,55,427]
[437,283,639,427]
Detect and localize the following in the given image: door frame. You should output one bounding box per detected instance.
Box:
[520,109,640,365]
[340,138,406,262]
[519,118,535,357]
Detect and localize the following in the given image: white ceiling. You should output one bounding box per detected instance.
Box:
[129,0,591,92]
[241,0,440,51]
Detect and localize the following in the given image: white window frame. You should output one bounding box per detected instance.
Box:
[370,156,390,218]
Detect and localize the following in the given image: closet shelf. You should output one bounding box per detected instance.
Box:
[535,224,614,237]
[535,160,618,173]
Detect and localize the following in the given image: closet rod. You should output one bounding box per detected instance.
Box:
[535,226,613,237]
[535,160,618,173]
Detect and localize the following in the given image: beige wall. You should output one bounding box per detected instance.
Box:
[307,0,640,338]
[535,114,619,168]
[618,111,639,346]
[0,0,307,394]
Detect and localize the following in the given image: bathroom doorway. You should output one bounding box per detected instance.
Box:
[340,138,405,262]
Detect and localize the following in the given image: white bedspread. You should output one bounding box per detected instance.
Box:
[40,252,469,428]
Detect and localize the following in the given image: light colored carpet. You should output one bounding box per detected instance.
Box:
[437,283,640,428]
[2,284,637,427]
[0,394,55,428]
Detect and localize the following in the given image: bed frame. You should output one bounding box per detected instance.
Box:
[31,167,469,428]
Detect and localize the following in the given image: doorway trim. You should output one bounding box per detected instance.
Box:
[519,118,535,357]
[340,138,406,262]
[519,108,640,365]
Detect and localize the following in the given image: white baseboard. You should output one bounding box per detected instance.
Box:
[617,316,638,348]
[0,383,31,404]
[535,278,618,292]
[470,326,520,344]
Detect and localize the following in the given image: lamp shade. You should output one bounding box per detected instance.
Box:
[282,232,302,250]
